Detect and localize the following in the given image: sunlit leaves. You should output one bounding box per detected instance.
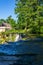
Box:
[15,0,43,34]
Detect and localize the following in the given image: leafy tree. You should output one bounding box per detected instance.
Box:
[0,19,6,25]
[6,16,16,28]
[15,0,43,36]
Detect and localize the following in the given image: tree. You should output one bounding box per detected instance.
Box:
[15,0,43,36]
[6,16,16,28]
[0,19,6,25]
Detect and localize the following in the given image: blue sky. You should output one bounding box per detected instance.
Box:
[0,0,17,20]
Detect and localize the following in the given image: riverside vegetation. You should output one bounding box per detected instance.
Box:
[0,0,43,43]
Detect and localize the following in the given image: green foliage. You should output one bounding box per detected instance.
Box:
[0,19,5,25]
[0,16,17,30]
[6,16,16,28]
[15,0,43,36]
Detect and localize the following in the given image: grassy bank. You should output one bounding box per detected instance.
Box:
[0,29,43,44]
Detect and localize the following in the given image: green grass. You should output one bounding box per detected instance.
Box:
[2,29,25,35]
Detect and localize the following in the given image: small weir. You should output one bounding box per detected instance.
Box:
[15,34,22,42]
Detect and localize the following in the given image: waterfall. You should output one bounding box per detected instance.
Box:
[15,34,22,42]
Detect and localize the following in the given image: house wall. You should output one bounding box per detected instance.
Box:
[0,27,6,32]
[0,26,12,32]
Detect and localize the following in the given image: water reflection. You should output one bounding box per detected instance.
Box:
[0,39,43,65]
[0,54,42,65]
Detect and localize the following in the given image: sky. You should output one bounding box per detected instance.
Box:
[0,0,17,20]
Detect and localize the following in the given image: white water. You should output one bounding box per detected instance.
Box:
[15,34,22,42]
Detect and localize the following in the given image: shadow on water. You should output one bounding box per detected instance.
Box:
[0,54,43,65]
[9,54,43,65]
[0,38,43,65]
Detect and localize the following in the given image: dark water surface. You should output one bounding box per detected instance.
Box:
[0,39,43,65]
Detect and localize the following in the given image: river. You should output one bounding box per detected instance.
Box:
[0,39,43,65]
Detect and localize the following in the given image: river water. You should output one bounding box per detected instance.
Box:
[0,40,43,65]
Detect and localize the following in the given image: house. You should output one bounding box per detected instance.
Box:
[0,22,12,32]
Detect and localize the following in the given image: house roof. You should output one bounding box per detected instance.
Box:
[0,22,12,29]
[2,22,11,27]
